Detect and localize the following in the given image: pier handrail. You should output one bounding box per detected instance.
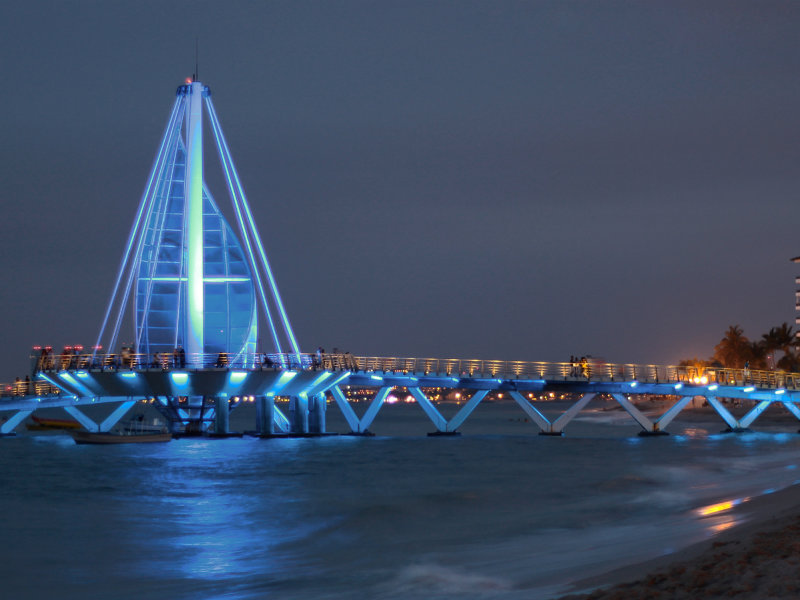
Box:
[4,351,797,398]
[1,380,63,398]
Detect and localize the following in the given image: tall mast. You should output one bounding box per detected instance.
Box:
[184,81,204,365]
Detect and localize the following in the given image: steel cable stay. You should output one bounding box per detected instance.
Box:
[205,97,300,357]
[204,99,283,355]
[135,121,185,352]
[111,101,187,354]
[94,97,183,357]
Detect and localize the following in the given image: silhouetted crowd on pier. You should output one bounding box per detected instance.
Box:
[315,347,358,370]
[0,344,370,398]
[29,344,361,374]
[11,376,32,396]
[569,355,591,379]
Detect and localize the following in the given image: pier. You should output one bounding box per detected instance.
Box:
[2,77,799,440]
[2,352,799,437]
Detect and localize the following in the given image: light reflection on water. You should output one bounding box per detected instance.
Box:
[139,439,305,582]
[161,480,258,579]
[3,410,800,600]
[695,497,748,517]
[681,428,709,439]
[694,496,750,535]
[706,517,739,534]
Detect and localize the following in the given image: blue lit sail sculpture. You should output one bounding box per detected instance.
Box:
[95,80,299,366]
[135,139,257,362]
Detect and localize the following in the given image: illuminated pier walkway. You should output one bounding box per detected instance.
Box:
[5,78,798,441]
[2,353,800,437]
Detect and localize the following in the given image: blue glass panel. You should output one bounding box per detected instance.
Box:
[135,138,257,359]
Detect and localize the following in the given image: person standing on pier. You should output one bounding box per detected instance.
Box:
[316,347,324,369]
[580,357,589,379]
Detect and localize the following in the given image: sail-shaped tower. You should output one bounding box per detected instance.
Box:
[134,137,257,364]
[3,77,347,438]
[96,80,299,369]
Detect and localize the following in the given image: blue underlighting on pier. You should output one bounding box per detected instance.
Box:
[58,372,93,397]
[171,372,189,385]
[229,371,248,385]
[327,372,350,388]
[307,371,332,389]
[276,371,297,386]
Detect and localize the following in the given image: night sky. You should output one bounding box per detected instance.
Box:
[2,1,799,381]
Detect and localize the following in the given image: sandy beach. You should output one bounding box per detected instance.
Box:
[560,471,800,599]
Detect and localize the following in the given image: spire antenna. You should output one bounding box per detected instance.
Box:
[195,38,199,82]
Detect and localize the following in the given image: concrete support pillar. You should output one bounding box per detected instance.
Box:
[64,406,99,432]
[100,400,136,432]
[289,395,309,434]
[0,410,32,435]
[214,396,229,434]
[308,393,327,434]
[256,395,275,434]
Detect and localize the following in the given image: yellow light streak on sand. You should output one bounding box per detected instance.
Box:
[696,496,749,517]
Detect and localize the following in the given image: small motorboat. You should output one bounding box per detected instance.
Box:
[70,430,173,444]
[27,415,83,431]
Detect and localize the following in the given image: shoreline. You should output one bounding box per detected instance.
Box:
[558,481,800,598]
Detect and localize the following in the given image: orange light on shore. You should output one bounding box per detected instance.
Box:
[709,521,737,534]
[696,496,749,517]
[698,501,734,516]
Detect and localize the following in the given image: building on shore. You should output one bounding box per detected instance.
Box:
[791,256,800,347]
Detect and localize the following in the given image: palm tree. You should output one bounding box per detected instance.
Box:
[761,323,795,370]
[748,340,767,370]
[773,322,795,355]
[713,325,751,368]
[778,349,800,372]
[762,327,781,353]
[678,357,712,368]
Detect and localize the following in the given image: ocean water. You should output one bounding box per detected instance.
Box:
[2,401,800,600]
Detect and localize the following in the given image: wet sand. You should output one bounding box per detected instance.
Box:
[560,467,800,599]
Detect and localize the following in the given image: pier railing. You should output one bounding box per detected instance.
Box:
[3,352,798,398]
[346,356,800,390]
[2,380,64,398]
